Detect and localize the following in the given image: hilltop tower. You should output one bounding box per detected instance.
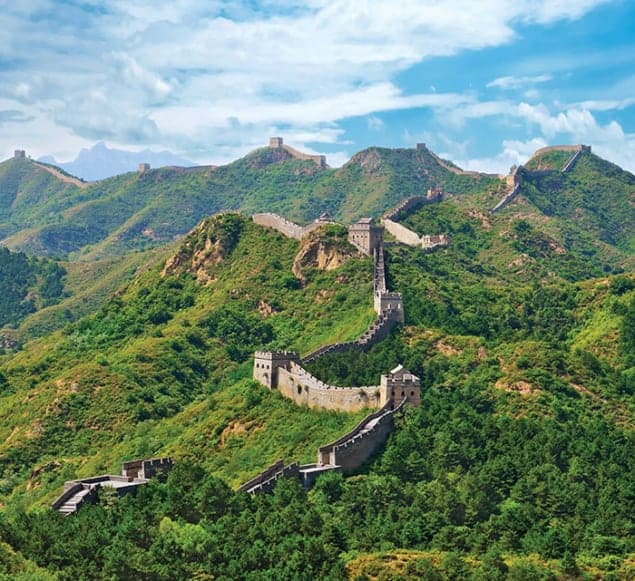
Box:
[138,163,150,173]
[269,137,284,148]
[253,351,300,389]
[348,218,384,256]
[14,150,26,159]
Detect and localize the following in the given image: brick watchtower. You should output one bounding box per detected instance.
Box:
[253,351,300,389]
[348,218,384,256]
[380,365,420,407]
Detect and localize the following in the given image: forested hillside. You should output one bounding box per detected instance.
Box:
[0,247,66,334]
[0,193,633,578]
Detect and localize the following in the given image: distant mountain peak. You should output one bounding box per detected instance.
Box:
[37,142,196,181]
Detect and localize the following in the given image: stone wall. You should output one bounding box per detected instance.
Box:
[252,213,306,239]
[277,363,382,412]
[373,246,387,295]
[382,218,421,246]
[421,234,450,251]
[492,166,523,213]
[267,137,326,168]
[492,145,590,213]
[317,400,404,472]
[382,191,441,222]
[562,147,585,173]
[252,213,329,240]
[238,460,300,494]
[301,308,400,364]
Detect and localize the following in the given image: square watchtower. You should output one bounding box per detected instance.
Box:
[269,137,284,148]
[380,365,420,408]
[348,218,384,256]
[253,351,299,389]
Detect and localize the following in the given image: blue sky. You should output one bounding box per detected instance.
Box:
[0,0,634,172]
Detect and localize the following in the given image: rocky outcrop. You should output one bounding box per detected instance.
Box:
[292,229,356,281]
[161,213,243,282]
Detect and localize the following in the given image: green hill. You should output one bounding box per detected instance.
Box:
[0,145,499,258]
[521,151,635,252]
[0,198,633,578]
[0,143,633,578]
[0,247,66,341]
[1,144,632,269]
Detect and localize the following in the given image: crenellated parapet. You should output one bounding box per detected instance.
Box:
[268,136,327,168]
[252,212,335,240]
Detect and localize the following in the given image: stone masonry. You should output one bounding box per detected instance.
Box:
[51,457,174,515]
[491,144,591,213]
[268,136,326,168]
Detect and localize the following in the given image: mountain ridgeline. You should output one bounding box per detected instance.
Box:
[0,142,633,579]
[2,141,631,262]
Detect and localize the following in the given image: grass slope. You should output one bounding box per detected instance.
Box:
[0,201,632,578]
[1,146,498,258]
[0,215,373,507]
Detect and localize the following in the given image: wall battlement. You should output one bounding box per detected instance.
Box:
[52,457,174,515]
[252,213,334,240]
[268,136,327,168]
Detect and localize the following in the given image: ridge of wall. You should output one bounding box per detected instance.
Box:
[373,246,386,293]
[282,145,327,168]
[382,218,421,246]
[252,213,331,240]
[252,213,306,239]
[238,460,301,494]
[317,400,405,472]
[239,400,408,493]
[382,191,442,222]
[300,308,400,364]
[491,145,590,213]
[277,362,381,412]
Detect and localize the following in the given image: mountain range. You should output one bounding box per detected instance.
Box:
[38,142,195,181]
[0,139,633,579]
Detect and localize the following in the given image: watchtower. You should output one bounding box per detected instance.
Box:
[138,163,150,173]
[269,137,284,148]
[253,351,300,389]
[380,365,420,407]
[375,292,405,323]
[14,150,26,159]
[348,218,384,256]
[416,143,427,151]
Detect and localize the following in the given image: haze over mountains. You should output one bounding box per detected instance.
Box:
[38,142,195,181]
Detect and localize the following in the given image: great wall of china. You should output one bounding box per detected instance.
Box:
[37,137,593,504]
[491,144,591,212]
[51,138,593,505]
[243,189,445,493]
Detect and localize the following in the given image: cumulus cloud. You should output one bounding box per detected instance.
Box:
[0,0,620,163]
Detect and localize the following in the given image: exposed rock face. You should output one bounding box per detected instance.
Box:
[292,229,356,281]
[346,148,383,176]
[161,214,243,283]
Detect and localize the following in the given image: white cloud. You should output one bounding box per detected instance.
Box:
[0,0,616,164]
[367,116,384,130]
[455,137,548,173]
[487,74,552,90]
[450,103,635,174]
